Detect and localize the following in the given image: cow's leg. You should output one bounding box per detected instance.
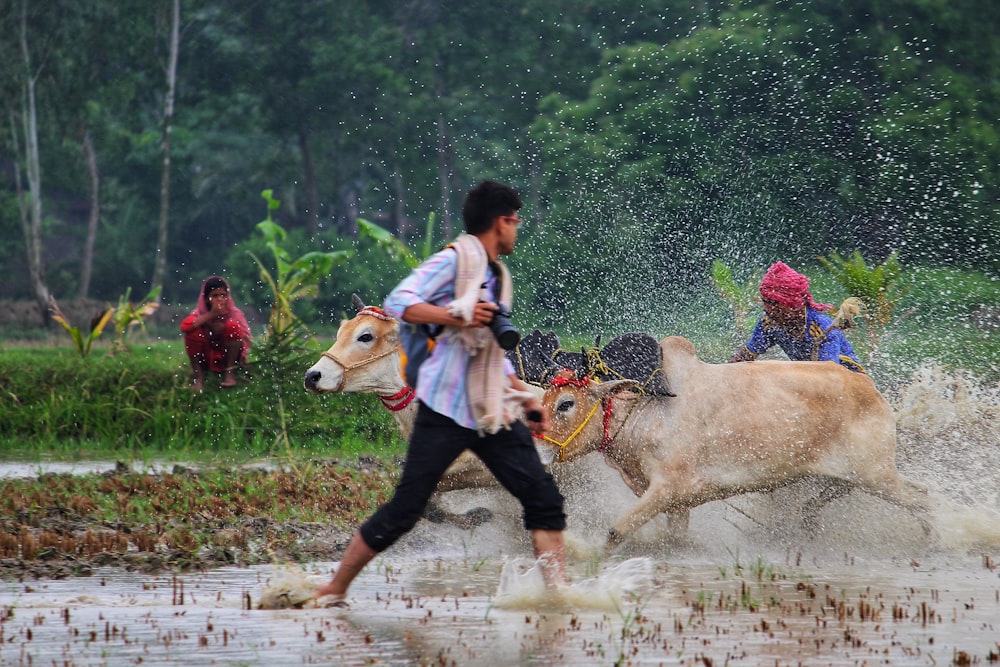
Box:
[801,479,853,533]
[423,451,497,529]
[666,508,690,534]
[606,486,675,550]
[858,475,934,537]
[435,468,497,492]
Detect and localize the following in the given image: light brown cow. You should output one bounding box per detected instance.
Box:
[540,335,932,551]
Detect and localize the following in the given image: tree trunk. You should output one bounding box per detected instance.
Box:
[298,126,320,239]
[151,0,180,300]
[78,129,100,299]
[17,1,50,323]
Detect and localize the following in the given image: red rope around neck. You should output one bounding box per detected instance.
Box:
[379,386,415,412]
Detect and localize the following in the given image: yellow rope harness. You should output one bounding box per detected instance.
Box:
[536,400,600,460]
[525,340,669,460]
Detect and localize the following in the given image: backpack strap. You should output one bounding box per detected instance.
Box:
[424,323,443,339]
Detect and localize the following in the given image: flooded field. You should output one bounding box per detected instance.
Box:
[2,543,998,665]
[2,364,998,665]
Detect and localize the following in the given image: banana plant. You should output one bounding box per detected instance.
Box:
[49,298,114,358]
[249,189,350,352]
[109,286,162,355]
[710,259,760,337]
[817,250,909,364]
[357,211,436,268]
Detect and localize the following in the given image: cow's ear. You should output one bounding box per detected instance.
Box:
[594,379,640,397]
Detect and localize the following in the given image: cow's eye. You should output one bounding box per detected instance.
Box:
[556,398,574,413]
[358,333,373,343]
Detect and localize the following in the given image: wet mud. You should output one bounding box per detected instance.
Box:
[0,460,385,582]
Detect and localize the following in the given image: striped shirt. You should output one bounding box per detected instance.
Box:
[384,248,516,429]
[742,307,864,372]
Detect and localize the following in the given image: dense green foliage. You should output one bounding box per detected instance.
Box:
[0,0,995,335]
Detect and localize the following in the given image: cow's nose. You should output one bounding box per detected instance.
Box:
[304,370,321,390]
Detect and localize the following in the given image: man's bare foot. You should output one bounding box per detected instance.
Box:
[191,374,204,391]
[221,367,237,388]
[314,593,349,608]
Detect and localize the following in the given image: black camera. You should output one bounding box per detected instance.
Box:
[488,306,521,350]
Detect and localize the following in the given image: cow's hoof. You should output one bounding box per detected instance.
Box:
[606,528,624,551]
[462,507,493,527]
[424,502,448,524]
[423,503,493,529]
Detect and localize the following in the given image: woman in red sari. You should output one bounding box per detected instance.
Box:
[180,276,252,389]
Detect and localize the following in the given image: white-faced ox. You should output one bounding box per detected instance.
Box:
[302,300,547,527]
[540,336,931,551]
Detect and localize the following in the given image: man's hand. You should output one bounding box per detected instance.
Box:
[727,347,754,363]
[469,301,498,328]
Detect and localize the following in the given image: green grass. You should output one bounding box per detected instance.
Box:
[0,339,406,464]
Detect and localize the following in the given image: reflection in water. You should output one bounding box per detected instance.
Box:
[2,364,998,665]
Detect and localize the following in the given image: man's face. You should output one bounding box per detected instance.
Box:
[497,213,521,255]
[762,298,800,326]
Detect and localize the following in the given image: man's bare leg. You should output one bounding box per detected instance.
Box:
[314,531,378,606]
[531,529,567,588]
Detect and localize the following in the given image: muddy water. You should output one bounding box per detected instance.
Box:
[2,364,999,665]
[2,553,998,665]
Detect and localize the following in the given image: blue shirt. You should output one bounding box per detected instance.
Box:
[742,307,864,373]
[384,247,516,429]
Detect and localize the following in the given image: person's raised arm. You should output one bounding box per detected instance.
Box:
[401,301,497,329]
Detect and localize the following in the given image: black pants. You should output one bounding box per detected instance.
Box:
[360,402,566,552]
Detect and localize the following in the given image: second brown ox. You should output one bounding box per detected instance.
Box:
[540,336,932,551]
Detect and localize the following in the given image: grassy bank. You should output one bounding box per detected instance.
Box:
[0,340,405,463]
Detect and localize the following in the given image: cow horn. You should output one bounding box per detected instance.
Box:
[351,293,367,312]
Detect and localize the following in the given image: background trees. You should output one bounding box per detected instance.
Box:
[0,0,995,330]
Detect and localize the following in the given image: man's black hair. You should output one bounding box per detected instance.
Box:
[462,180,521,235]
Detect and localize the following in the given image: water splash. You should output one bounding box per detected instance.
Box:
[257,564,325,609]
[890,363,1000,549]
[894,362,1000,444]
[492,556,655,612]
[932,504,1000,551]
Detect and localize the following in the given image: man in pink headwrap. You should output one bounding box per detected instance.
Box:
[728,262,864,372]
[180,276,253,389]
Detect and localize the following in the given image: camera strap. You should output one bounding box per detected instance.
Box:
[487,261,504,307]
